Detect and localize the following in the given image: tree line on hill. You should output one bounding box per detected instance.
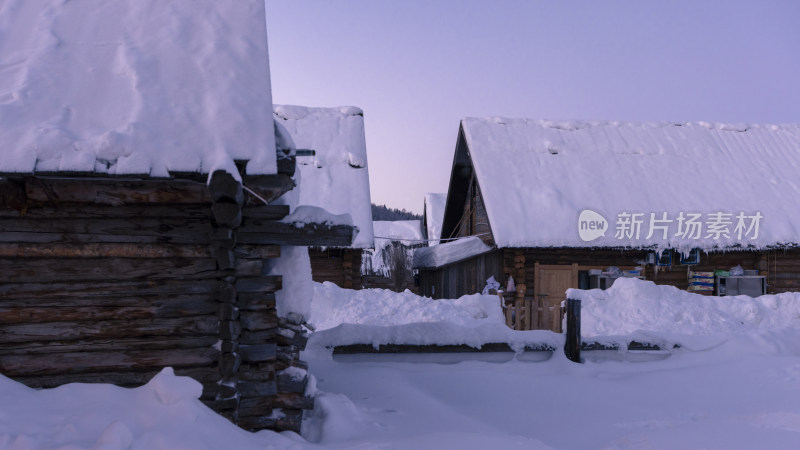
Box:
[371,203,421,221]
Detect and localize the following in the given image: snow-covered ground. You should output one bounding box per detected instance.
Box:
[3,280,800,449]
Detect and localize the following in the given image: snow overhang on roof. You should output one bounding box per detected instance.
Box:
[413,236,494,269]
[424,193,447,246]
[0,0,277,178]
[460,117,800,253]
[274,105,374,249]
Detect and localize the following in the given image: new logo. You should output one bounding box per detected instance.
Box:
[578,209,608,242]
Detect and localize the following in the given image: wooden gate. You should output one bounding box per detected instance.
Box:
[504,263,578,332]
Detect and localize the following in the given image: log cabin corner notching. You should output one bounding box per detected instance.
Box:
[416,118,800,331]
[0,157,355,432]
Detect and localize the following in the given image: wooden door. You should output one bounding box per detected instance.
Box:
[534,263,578,332]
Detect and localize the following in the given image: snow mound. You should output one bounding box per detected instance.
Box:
[146,367,203,406]
[570,277,800,338]
[0,367,296,449]
[307,281,504,331]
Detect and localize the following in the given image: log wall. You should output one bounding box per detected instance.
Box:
[308,248,362,289]
[0,173,330,433]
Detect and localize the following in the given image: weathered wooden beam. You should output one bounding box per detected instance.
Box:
[234,276,282,293]
[0,300,216,324]
[564,298,582,363]
[0,178,26,210]
[0,218,214,244]
[272,392,314,410]
[237,222,353,247]
[239,344,277,363]
[0,316,220,343]
[0,203,213,219]
[0,257,219,283]
[211,203,242,228]
[235,245,280,259]
[208,170,244,204]
[234,259,263,277]
[0,279,220,301]
[0,242,211,259]
[241,174,294,205]
[0,336,219,356]
[277,371,308,394]
[0,347,219,377]
[241,205,290,221]
[238,380,277,397]
[237,292,276,311]
[24,177,211,205]
[239,329,279,345]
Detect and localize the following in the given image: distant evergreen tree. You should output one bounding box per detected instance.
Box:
[371,203,422,221]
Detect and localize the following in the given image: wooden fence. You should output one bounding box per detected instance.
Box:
[502,293,564,332]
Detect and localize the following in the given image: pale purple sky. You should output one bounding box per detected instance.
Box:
[265,1,800,214]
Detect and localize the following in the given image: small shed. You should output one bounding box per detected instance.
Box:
[273,105,374,289]
[416,118,800,331]
[0,0,352,433]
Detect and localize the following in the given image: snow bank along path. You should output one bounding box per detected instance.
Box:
[571,278,800,338]
[307,278,800,353]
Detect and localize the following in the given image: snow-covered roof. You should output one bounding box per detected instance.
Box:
[459,118,800,251]
[373,220,424,244]
[274,105,373,248]
[424,193,447,246]
[413,236,494,269]
[0,0,276,178]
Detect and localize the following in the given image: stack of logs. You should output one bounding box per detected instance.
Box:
[208,171,316,432]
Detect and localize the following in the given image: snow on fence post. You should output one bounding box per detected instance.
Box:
[564,298,582,363]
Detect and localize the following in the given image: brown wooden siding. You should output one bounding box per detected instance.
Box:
[309,248,363,289]
[419,246,800,307]
[418,250,504,299]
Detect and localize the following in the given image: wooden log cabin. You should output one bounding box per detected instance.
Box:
[415,118,800,331]
[273,105,375,290]
[0,0,352,433]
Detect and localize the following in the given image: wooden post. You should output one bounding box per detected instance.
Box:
[564,298,582,363]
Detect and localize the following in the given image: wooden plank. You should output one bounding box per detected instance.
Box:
[0,178,26,210]
[241,174,294,205]
[235,245,280,259]
[208,170,243,204]
[238,222,353,247]
[0,279,220,300]
[234,276,282,293]
[0,336,219,356]
[240,205,290,220]
[0,257,219,283]
[24,177,211,205]
[239,343,277,362]
[0,203,212,219]
[0,298,216,324]
[0,242,211,258]
[0,217,213,244]
[0,316,219,343]
[240,311,279,331]
[0,347,219,377]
